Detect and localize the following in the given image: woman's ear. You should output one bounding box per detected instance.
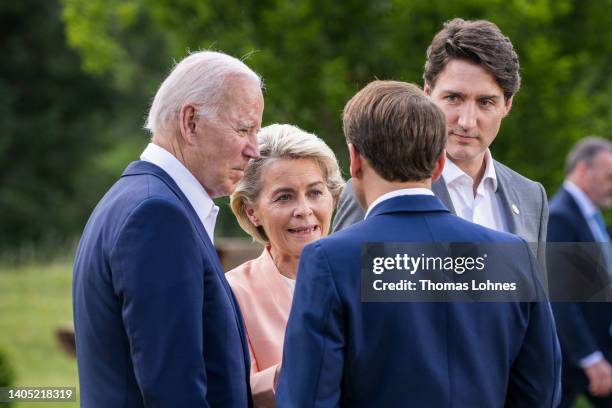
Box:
[245,206,260,227]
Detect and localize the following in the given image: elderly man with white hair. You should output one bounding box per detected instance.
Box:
[73,51,264,407]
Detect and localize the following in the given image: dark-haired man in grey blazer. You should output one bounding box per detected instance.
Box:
[333,18,548,257]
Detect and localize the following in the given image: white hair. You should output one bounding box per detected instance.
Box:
[144,50,262,134]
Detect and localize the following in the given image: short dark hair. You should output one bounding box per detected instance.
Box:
[343,80,447,182]
[424,18,520,101]
[566,136,612,175]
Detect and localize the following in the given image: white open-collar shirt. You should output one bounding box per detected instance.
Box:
[140,143,219,243]
[442,149,508,232]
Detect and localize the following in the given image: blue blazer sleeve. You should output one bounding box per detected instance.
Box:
[109,197,208,406]
[506,244,561,407]
[276,242,345,408]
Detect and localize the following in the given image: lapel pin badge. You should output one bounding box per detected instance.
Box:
[511,204,520,215]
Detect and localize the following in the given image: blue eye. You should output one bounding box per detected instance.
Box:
[275,194,291,202]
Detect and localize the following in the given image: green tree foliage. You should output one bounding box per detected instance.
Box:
[0,0,122,251]
[1,0,177,252]
[0,0,593,242]
[61,0,612,195]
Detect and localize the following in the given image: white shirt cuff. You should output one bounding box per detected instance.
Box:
[580,351,604,368]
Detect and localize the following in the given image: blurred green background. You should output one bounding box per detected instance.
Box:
[1,0,611,406]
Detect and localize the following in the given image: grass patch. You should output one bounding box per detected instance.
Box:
[0,262,78,407]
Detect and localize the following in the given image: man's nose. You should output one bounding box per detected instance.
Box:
[457,102,477,130]
[244,132,260,159]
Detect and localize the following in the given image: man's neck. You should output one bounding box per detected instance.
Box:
[567,175,598,209]
[269,246,299,280]
[152,133,187,165]
[449,154,487,195]
[363,177,432,210]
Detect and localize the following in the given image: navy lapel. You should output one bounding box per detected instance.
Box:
[560,187,597,242]
[122,161,252,369]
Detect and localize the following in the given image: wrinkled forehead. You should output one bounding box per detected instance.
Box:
[218,77,264,120]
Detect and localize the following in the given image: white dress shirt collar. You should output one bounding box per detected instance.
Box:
[564,180,598,219]
[441,149,508,232]
[563,180,608,242]
[442,149,498,193]
[365,188,434,219]
[140,143,219,243]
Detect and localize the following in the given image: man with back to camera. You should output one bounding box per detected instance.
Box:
[72,51,264,407]
[276,80,561,407]
[333,19,548,261]
[547,137,612,407]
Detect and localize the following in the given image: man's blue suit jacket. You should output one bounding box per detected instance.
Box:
[548,187,612,383]
[73,161,251,407]
[276,195,561,407]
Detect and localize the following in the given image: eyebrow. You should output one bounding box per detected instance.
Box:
[236,121,256,129]
[440,90,500,100]
[270,181,325,195]
[478,95,500,101]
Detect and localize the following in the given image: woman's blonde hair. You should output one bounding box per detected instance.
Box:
[230,124,344,243]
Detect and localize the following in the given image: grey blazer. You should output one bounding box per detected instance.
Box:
[332,160,549,264]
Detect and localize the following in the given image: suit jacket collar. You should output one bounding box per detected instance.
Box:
[432,179,455,213]
[563,180,599,219]
[367,194,450,219]
[140,143,218,242]
[123,161,218,249]
[123,160,185,200]
[557,187,597,242]
[493,161,522,236]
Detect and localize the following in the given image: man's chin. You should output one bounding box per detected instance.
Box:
[446,147,481,164]
[208,183,235,199]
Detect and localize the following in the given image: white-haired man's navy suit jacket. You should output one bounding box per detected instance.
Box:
[276,194,560,408]
[73,161,252,407]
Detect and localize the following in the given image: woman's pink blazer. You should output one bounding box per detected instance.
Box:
[226,249,293,408]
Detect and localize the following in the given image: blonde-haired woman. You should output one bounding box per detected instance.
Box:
[226,124,344,407]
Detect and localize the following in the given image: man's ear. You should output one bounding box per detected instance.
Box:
[431,152,446,182]
[178,104,198,145]
[573,161,589,179]
[349,144,363,180]
[502,95,513,118]
[423,82,432,96]
[245,206,260,227]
